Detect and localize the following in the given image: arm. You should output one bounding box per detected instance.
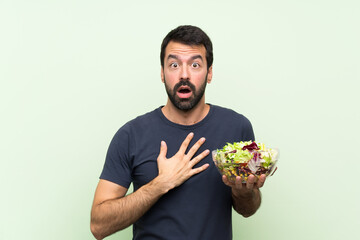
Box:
[222,174,266,218]
[90,132,210,240]
[90,178,168,240]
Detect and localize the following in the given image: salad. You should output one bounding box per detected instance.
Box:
[212,141,279,182]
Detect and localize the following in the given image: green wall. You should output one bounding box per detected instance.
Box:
[1,0,359,239]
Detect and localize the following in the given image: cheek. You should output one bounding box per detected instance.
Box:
[163,71,178,83]
[193,72,208,82]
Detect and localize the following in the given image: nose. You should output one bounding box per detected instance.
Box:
[180,66,190,81]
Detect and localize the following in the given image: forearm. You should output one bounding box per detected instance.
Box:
[232,188,261,218]
[91,178,170,240]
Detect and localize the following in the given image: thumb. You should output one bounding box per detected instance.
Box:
[158,140,167,159]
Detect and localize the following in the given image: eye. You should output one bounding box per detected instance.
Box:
[170,62,179,68]
[192,62,200,68]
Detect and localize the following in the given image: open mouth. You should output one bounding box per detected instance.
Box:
[177,86,193,99]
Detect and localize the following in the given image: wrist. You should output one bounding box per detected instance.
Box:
[149,176,174,195]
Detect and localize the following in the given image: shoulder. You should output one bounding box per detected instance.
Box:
[126,107,162,130]
[115,108,160,136]
[209,104,254,140]
[119,108,160,130]
[107,107,161,156]
[211,104,252,123]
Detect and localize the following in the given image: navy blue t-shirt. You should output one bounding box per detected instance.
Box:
[100,104,255,240]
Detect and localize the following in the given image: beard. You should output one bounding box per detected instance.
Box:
[164,74,208,111]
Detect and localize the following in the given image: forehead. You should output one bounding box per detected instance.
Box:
[165,41,207,60]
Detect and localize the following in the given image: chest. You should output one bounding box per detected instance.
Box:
[129,126,245,191]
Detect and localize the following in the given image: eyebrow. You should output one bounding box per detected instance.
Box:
[167,54,204,61]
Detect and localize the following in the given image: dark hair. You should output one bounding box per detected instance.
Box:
[160,25,213,70]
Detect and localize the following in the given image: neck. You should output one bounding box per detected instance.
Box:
[161,98,210,125]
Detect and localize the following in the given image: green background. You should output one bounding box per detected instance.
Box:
[1,0,359,239]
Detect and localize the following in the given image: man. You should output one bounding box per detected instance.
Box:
[90,25,266,240]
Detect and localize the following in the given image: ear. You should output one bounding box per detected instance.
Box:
[161,67,165,83]
[207,66,213,84]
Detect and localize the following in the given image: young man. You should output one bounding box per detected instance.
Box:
[90,25,266,240]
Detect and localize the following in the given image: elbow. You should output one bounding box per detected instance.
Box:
[90,222,104,240]
[241,211,255,218]
[233,205,258,218]
[235,209,255,218]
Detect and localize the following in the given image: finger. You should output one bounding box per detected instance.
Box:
[189,163,209,176]
[257,174,266,188]
[187,137,206,158]
[246,174,256,190]
[178,132,194,154]
[158,141,168,160]
[189,149,209,166]
[234,176,244,190]
[222,175,233,187]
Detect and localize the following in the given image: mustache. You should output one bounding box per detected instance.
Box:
[174,80,196,92]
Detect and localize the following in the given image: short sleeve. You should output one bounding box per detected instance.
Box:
[99,124,134,188]
[240,115,255,141]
